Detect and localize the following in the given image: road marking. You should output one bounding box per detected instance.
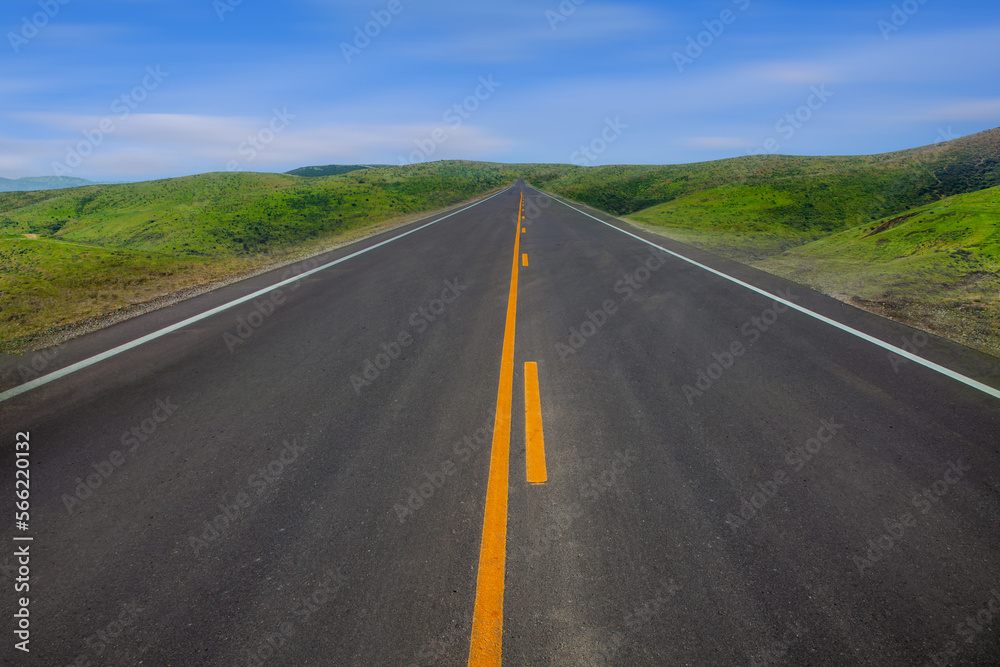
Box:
[0,188,512,403]
[522,253,528,267]
[524,362,547,485]
[467,193,522,666]
[549,194,1000,402]
[521,227,526,233]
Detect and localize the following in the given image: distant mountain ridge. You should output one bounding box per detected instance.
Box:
[0,175,97,192]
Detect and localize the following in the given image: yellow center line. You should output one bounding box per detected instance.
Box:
[524,362,547,484]
[522,253,528,267]
[467,191,522,667]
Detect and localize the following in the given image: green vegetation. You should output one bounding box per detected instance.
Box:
[755,186,1000,355]
[0,236,247,350]
[1,166,502,257]
[0,163,513,351]
[0,161,581,351]
[592,127,1000,355]
[1,128,997,354]
[614,128,998,233]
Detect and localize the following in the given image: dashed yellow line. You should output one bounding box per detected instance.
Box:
[524,362,547,485]
[522,253,528,267]
[467,192,523,667]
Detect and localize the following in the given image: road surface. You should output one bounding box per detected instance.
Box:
[2,181,999,665]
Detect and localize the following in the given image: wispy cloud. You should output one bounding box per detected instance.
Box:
[0,1,996,178]
[389,4,665,63]
[1,113,513,179]
[924,99,1000,121]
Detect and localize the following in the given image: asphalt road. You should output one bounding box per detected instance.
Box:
[2,181,999,666]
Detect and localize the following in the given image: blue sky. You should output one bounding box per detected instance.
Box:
[2,0,998,181]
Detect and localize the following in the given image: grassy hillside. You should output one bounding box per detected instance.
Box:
[0,163,511,351]
[1,128,997,354]
[596,128,999,239]
[755,186,1000,355]
[5,128,996,262]
[0,236,247,348]
[609,128,1000,266]
[0,160,585,351]
[542,130,1000,355]
[0,162,573,257]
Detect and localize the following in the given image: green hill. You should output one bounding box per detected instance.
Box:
[5,129,997,261]
[0,236,238,351]
[0,163,554,257]
[615,128,999,255]
[0,161,570,350]
[1,128,998,354]
[754,186,1000,354]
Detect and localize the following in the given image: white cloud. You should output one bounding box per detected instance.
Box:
[925,99,1000,122]
[741,62,840,85]
[3,9,997,177]
[0,113,514,179]
[743,25,1000,86]
[23,23,130,50]
[393,4,664,63]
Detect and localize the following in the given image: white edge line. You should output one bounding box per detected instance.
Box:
[547,193,1000,402]
[0,187,512,402]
